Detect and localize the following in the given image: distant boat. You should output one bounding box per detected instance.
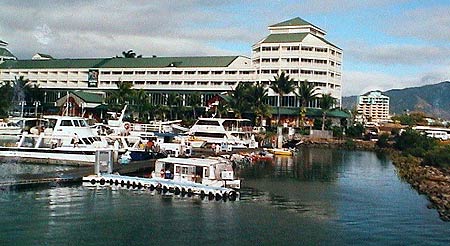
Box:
[268,148,294,156]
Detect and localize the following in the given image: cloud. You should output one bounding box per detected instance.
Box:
[386,5,450,42]
[288,0,408,14]
[346,43,450,65]
[0,1,251,59]
[343,68,450,96]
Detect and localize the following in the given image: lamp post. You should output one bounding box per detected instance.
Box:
[33,101,41,117]
[19,100,26,128]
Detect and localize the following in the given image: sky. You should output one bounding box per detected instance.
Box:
[1,0,449,96]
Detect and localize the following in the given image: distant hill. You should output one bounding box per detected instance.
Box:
[342,81,450,119]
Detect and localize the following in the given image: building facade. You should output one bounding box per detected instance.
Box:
[357,91,390,123]
[0,40,16,63]
[0,17,342,115]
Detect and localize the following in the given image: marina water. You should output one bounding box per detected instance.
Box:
[1,147,449,245]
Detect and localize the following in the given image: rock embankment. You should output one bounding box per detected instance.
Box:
[391,153,450,221]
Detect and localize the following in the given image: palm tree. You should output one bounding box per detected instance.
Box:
[166,93,181,120]
[131,89,149,121]
[110,81,134,109]
[227,83,252,118]
[319,93,336,131]
[295,80,318,127]
[120,49,142,58]
[270,72,296,125]
[249,82,271,126]
[188,92,202,119]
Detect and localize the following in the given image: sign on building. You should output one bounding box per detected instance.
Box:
[88,69,99,87]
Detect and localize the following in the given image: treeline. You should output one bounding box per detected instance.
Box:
[389,129,450,168]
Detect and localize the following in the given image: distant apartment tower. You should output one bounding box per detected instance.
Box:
[357,91,390,122]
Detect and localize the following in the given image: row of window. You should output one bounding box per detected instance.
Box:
[100,70,255,76]
[255,46,342,56]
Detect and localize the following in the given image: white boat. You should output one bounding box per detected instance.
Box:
[0,115,110,165]
[188,118,257,148]
[0,121,22,136]
[152,157,241,190]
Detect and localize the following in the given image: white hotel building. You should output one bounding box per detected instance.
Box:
[357,91,390,123]
[0,18,342,115]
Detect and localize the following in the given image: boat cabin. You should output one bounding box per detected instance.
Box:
[154,157,240,189]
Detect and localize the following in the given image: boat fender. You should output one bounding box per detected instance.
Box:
[126,181,131,187]
[174,187,181,195]
[156,183,162,191]
[109,179,114,184]
[114,180,119,185]
[149,184,155,191]
[181,188,186,196]
[137,183,142,189]
[215,193,222,201]
[228,191,237,201]
[162,186,168,193]
[100,179,105,185]
[200,190,205,199]
[90,179,96,185]
[168,187,175,193]
[208,192,214,200]
[187,189,193,197]
[222,192,228,201]
[121,180,125,186]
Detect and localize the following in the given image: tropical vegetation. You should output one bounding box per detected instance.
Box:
[270,72,296,124]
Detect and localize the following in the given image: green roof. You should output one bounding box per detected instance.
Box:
[0,56,240,69]
[72,91,104,103]
[0,47,15,58]
[270,17,314,27]
[262,33,308,43]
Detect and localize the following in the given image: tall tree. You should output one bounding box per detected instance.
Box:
[188,92,202,119]
[110,81,134,109]
[166,93,181,120]
[131,89,149,121]
[120,49,142,58]
[227,83,252,118]
[295,80,318,127]
[249,82,271,126]
[270,72,296,125]
[319,93,336,131]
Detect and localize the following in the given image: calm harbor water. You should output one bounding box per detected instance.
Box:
[1,148,449,245]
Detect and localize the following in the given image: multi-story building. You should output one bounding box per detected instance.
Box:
[252,17,343,108]
[357,91,390,123]
[0,17,343,119]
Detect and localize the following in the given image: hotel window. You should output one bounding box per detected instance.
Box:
[123,71,133,75]
[211,81,223,85]
[301,58,313,63]
[172,71,183,75]
[135,71,145,75]
[199,71,209,75]
[172,81,182,85]
[225,82,236,86]
[160,81,169,85]
[160,71,170,75]
[239,71,250,74]
[315,59,327,64]
[262,70,270,74]
[225,71,237,75]
[287,46,299,51]
[301,46,313,51]
[112,71,122,75]
[147,71,158,75]
[271,58,279,62]
[184,81,195,85]
[315,48,328,52]
[262,58,270,63]
[271,70,278,74]
[184,71,196,75]
[146,81,157,85]
[212,71,223,75]
[135,81,145,85]
[198,81,208,85]
[290,69,299,74]
[300,70,312,74]
[101,71,111,75]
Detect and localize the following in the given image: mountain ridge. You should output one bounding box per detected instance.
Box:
[342,81,450,119]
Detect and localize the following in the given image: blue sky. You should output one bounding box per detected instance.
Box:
[1,0,449,96]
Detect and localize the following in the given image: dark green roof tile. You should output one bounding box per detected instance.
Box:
[270,17,313,27]
[0,56,241,69]
[72,91,104,103]
[262,33,308,43]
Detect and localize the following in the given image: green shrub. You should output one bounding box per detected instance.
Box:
[377,133,390,148]
[423,145,450,168]
[344,139,356,149]
[393,128,438,157]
